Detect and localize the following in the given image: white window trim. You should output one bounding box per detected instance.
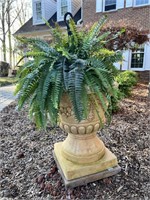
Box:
[129,46,146,71]
[57,0,71,22]
[103,0,117,12]
[96,0,103,13]
[133,0,150,7]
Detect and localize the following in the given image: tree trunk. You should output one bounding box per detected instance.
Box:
[1,2,7,61]
[119,63,123,71]
[7,0,13,76]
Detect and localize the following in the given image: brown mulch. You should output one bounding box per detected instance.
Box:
[0,83,149,200]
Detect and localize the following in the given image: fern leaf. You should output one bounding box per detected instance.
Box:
[68,65,85,121]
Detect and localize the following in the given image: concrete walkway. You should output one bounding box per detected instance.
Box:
[0,85,16,111]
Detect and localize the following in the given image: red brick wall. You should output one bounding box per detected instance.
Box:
[82,0,150,32]
[136,71,150,83]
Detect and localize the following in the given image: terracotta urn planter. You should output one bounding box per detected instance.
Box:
[54,95,120,186]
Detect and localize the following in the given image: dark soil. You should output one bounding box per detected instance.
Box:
[0,83,149,200]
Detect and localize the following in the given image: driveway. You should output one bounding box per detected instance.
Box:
[0,85,16,111]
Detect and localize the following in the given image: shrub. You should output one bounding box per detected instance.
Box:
[110,88,124,113]
[0,61,10,77]
[115,71,138,97]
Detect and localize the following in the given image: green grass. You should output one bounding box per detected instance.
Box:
[0,77,18,87]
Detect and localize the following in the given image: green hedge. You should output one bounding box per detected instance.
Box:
[115,71,138,97]
[109,71,138,113]
[0,77,17,87]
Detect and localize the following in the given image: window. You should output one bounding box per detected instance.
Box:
[57,0,71,21]
[104,0,116,11]
[35,1,42,21]
[61,0,68,16]
[135,0,149,6]
[96,0,124,13]
[131,47,144,69]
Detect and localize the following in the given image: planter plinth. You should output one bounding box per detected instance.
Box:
[54,142,120,186]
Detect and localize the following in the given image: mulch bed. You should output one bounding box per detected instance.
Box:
[0,83,149,200]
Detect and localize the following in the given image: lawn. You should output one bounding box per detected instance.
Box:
[0,83,149,199]
[0,77,18,87]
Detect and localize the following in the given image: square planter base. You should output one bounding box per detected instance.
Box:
[53,142,121,188]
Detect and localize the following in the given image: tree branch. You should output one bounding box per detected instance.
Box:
[5,8,22,34]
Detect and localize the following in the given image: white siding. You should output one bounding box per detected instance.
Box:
[96,0,103,12]
[44,0,56,21]
[126,0,133,7]
[144,43,150,70]
[72,0,81,16]
[116,0,124,9]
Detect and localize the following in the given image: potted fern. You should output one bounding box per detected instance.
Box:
[15,16,122,186]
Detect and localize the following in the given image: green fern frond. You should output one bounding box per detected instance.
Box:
[68,65,85,121]
[44,19,65,46]
[88,16,107,40]
[51,69,63,109]
[45,88,58,125]
[29,99,47,129]
[82,16,107,54]
[81,85,89,119]
[36,68,49,114]
[84,71,110,123]
[69,18,82,52]
[25,51,49,58]
[17,74,40,109]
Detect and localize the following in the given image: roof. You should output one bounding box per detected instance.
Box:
[14,9,81,35]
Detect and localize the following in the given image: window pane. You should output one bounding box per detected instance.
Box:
[61,0,67,7]
[105,0,116,6]
[105,0,116,11]
[136,0,148,5]
[36,2,42,20]
[131,48,144,68]
[61,0,68,16]
[61,6,68,16]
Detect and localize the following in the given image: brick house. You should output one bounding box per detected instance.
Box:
[83,0,150,81]
[14,0,150,80]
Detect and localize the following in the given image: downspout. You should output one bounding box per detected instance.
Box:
[77,18,83,25]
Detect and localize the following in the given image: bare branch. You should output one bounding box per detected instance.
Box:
[5,7,22,34]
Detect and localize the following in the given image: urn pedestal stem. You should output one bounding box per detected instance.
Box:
[61,132,105,164]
